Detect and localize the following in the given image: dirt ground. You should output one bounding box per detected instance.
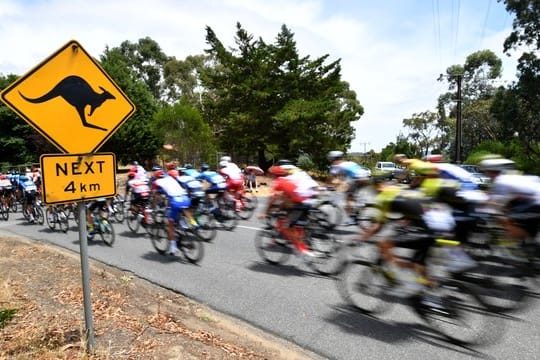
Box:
[0,224,320,359]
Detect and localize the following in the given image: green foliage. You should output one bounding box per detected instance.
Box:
[153,100,216,165]
[200,23,363,169]
[297,152,316,172]
[99,46,162,165]
[0,307,17,329]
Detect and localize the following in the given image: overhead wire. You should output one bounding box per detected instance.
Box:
[480,0,492,49]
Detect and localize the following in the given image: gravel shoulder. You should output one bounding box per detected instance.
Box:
[0,234,322,359]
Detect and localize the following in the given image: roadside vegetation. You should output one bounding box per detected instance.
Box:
[0,1,538,174]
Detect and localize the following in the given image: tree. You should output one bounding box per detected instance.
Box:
[493,0,540,172]
[402,111,445,157]
[99,47,162,165]
[112,37,170,102]
[437,50,503,160]
[153,99,216,166]
[200,23,363,169]
[0,74,58,167]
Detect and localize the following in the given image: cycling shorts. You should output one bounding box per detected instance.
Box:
[167,195,191,222]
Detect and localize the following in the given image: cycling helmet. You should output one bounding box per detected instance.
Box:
[184,163,193,169]
[220,156,231,162]
[393,154,407,163]
[154,169,165,178]
[327,150,344,161]
[276,159,294,166]
[479,158,515,172]
[410,160,439,176]
[166,162,176,170]
[219,160,228,168]
[200,164,210,171]
[127,171,136,179]
[177,167,186,174]
[268,165,288,177]
[151,165,162,171]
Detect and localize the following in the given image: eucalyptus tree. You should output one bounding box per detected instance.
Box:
[492,0,540,171]
[99,47,162,165]
[437,50,503,159]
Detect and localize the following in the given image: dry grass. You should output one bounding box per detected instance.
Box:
[0,236,315,360]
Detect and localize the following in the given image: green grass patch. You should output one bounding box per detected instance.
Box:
[0,306,18,329]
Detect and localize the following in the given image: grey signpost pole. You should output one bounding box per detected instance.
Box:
[78,201,95,351]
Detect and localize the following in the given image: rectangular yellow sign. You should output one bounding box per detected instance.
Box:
[40,153,117,204]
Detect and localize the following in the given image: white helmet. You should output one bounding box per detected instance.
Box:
[479,158,515,172]
[327,150,343,161]
[219,160,229,168]
[220,156,231,162]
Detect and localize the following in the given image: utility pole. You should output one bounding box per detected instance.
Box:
[357,142,370,162]
[455,74,463,164]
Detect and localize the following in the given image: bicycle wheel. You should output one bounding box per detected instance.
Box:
[99,220,115,246]
[58,210,69,233]
[0,202,8,221]
[314,201,342,230]
[195,212,217,242]
[416,280,500,346]
[150,211,168,255]
[306,228,345,275]
[46,207,57,230]
[113,195,126,223]
[126,210,140,233]
[215,200,238,231]
[337,260,394,314]
[179,230,204,264]
[237,194,257,220]
[254,229,292,265]
[356,205,380,230]
[9,195,17,213]
[34,206,44,225]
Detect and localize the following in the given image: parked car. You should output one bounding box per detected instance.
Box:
[459,164,491,185]
[373,161,403,180]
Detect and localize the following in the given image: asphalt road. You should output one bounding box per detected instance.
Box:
[1,200,539,360]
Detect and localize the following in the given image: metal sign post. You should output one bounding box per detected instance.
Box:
[77,201,94,351]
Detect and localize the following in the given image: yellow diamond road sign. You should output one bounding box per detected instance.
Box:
[0,40,136,154]
[40,153,117,204]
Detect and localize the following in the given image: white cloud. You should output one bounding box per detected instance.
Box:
[0,0,519,153]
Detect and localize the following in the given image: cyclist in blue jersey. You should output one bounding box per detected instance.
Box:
[175,167,206,208]
[19,174,39,223]
[198,164,228,193]
[327,150,371,226]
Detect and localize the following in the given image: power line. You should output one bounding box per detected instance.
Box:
[480,0,493,48]
[453,0,461,58]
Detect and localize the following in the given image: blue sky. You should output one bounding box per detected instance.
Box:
[0,0,518,153]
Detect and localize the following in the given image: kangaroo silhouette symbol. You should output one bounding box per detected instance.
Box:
[19,75,115,131]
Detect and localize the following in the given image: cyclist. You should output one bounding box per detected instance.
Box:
[327,150,371,226]
[0,174,14,207]
[150,170,197,255]
[86,198,108,237]
[198,164,228,193]
[19,174,39,223]
[125,171,151,224]
[175,167,206,209]
[260,164,320,259]
[479,157,540,248]
[218,160,246,211]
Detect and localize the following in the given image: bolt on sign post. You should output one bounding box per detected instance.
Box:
[0,40,137,353]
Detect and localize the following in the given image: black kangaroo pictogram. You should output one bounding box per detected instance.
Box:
[19,75,116,131]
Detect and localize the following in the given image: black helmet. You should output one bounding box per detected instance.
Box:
[200,164,210,171]
[184,163,193,169]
